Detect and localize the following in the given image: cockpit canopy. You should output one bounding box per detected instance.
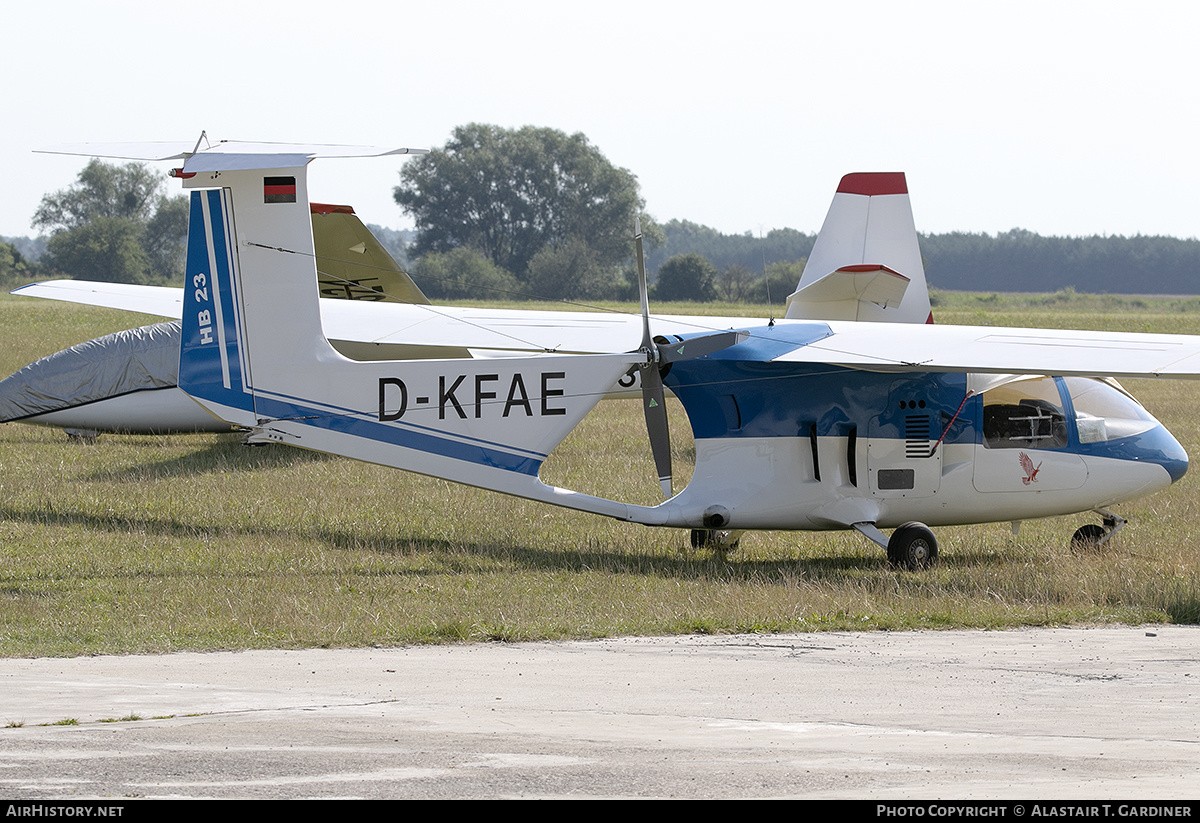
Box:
[978,375,1157,450]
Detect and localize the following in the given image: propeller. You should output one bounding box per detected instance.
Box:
[634,219,747,498]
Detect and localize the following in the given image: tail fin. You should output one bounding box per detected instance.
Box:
[179,185,261,428]
[175,152,640,511]
[785,172,933,324]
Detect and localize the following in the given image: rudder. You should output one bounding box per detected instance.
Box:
[179,187,258,426]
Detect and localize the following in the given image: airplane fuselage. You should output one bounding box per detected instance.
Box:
[658,323,1187,532]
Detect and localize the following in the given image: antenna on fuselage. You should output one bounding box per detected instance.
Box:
[760,225,775,326]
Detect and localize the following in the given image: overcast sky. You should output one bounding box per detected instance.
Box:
[3,1,1198,241]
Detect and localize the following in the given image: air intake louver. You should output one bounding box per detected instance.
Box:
[906,414,932,458]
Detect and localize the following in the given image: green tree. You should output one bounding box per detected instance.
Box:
[717,263,756,302]
[410,247,521,301]
[525,237,624,301]
[43,217,152,285]
[649,220,814,275]
[0,241,37,288]
[652,253,718,302]
[33,159,188,283]
[745,260,805,305]
[142,195,189,281]
[395,124,651,282]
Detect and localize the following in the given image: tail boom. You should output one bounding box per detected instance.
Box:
[176,155,648,518]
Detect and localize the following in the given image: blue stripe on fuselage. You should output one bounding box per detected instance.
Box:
[251,391,545,476]
[1073,424,1189,483]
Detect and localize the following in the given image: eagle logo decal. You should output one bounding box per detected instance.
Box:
[1019,451,1042,485]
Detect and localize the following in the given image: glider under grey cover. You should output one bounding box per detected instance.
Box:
[0,321,183,424]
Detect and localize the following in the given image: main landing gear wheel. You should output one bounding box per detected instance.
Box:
[689,529,741,560]
[887,522,938,571]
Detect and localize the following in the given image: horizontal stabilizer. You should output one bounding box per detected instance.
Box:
[37,139,429,165]
[36,142,195,162]
[785,264,910,321]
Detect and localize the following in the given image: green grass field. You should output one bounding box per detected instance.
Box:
[2,291,1200,657]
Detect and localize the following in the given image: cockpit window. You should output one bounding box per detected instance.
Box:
[981,377,1068,449]
[1063,377,1156,443]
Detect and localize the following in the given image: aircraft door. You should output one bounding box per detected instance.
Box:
[867,380,942,499]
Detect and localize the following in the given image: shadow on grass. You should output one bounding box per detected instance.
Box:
[0,496,926,585]
[528,546,891,581]
[84,438,332,481]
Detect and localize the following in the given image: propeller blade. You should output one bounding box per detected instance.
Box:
[642,366,673,498]
[635,218,673,498]
[635,218,653,354]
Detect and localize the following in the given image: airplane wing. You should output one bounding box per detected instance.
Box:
[11,281,184,319]
[19,276,1200,378]
[773,320,1200,379]
[11,279,754,354]
[317,300,746,354]
[20,277,1200,377]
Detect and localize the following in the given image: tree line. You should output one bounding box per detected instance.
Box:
[646,226,1200,300]
[919,229,1200,295]
[4,125,1200,300]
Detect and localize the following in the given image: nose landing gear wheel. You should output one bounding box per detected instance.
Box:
[1070,510,1126,554]
[1070,523,1107,553]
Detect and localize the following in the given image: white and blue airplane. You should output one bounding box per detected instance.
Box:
[2,160,931,435]
[8,141,1200,568]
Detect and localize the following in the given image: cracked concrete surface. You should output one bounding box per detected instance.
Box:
[0,627,1197,799]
